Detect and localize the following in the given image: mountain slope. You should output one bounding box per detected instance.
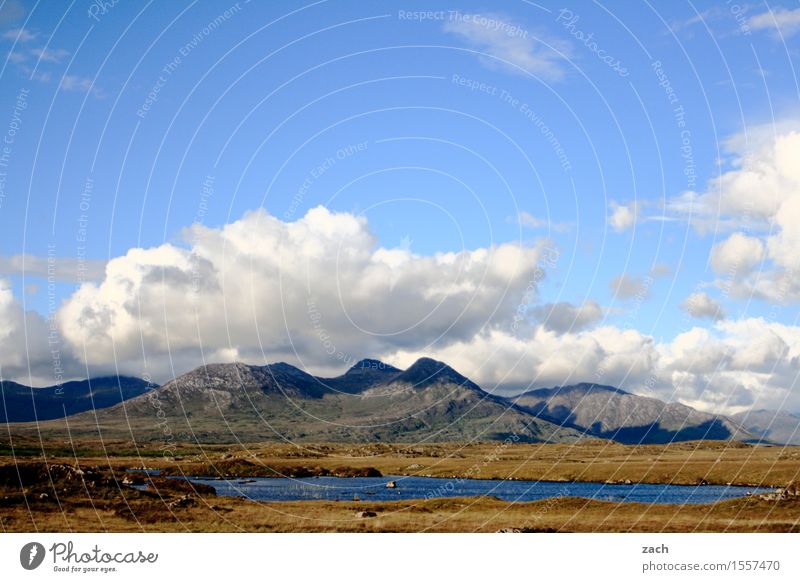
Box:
[321,359,402,394]
[36,359,584,444]
[731,409,800,445]
[0,376,152,422]
[508,383,752,444]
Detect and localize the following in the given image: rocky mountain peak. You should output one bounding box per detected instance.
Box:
[391,357,479,390]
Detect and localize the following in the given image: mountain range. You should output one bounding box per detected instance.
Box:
[731,409,800,446]
[2,357,797,445]
[0,376,151,423]
[510,383,750,444]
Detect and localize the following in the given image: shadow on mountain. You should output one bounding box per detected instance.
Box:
[0,377,151,423]
[526,407,736,444]
[588,419,735,444]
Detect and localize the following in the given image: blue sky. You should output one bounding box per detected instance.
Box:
[1,0,800,413]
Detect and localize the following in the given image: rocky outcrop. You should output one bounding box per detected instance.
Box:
[510,383,753,444]
[756,480,800,501]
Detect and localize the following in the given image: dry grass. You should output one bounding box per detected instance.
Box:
[3,491,799,533]
[1,438,799,533]
[22,438,794,487]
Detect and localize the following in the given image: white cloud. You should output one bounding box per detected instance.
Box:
[55,206,552,378]
[6,50,26,64]
[444,12,569,80]
[60,75,93,93]
[388,316,800,413]
[30,46,69,63]
[660,125,800,301]
[517,210,545,228]
[680,292,725,321]
[2,27,36,42]
[657,318,800,412]
[608,200,638,232]
[0,206,797,413]
[650,263,673,278]
[515,210,571,232]
[670,128,800,226]
[387,324,657,394]
[609,273,650,300]
[0,279,82,386]
[710,232,765,275]
[750,7,800,37]
[533,300,604,332]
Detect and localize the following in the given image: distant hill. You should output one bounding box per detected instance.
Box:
[0,377,152,422]
[731,409,800,445]
[28,358,584,444]
[507,383,753,444]
[4,361,770,446]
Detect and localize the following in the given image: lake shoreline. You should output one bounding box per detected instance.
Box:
[2,440,799,532]
[166,473,775,505]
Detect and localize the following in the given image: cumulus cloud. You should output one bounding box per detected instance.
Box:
[1,206,799,413]
[609,273,650,300]
[0,279,82,386]
[387,316,800,413]
[750,7,800,37]
[444,12,569,80]
[657,318,800,412]
[680,292,725,321]
[387,324,657,394]
[608,201,639,232]
[709,232,765,276]
[533,300,603,332]
[661,126,800,301]
[54,206,551,379]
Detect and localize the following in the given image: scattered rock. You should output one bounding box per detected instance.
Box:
[497,528,522,533]
[755,481,800,502]
[355,510,377,518]
[167,495,196,509]
[121,474,145,486]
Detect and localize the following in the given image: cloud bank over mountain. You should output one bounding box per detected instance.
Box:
[2,199,800,414]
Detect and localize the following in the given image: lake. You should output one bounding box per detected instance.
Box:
[172,475,774,505]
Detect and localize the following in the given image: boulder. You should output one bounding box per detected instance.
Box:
[355,511,377,518]
[385,480,397,489]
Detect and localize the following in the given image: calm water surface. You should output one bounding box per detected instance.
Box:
[174,475,773,505]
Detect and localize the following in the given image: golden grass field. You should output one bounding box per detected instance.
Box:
[1,438,799,532]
